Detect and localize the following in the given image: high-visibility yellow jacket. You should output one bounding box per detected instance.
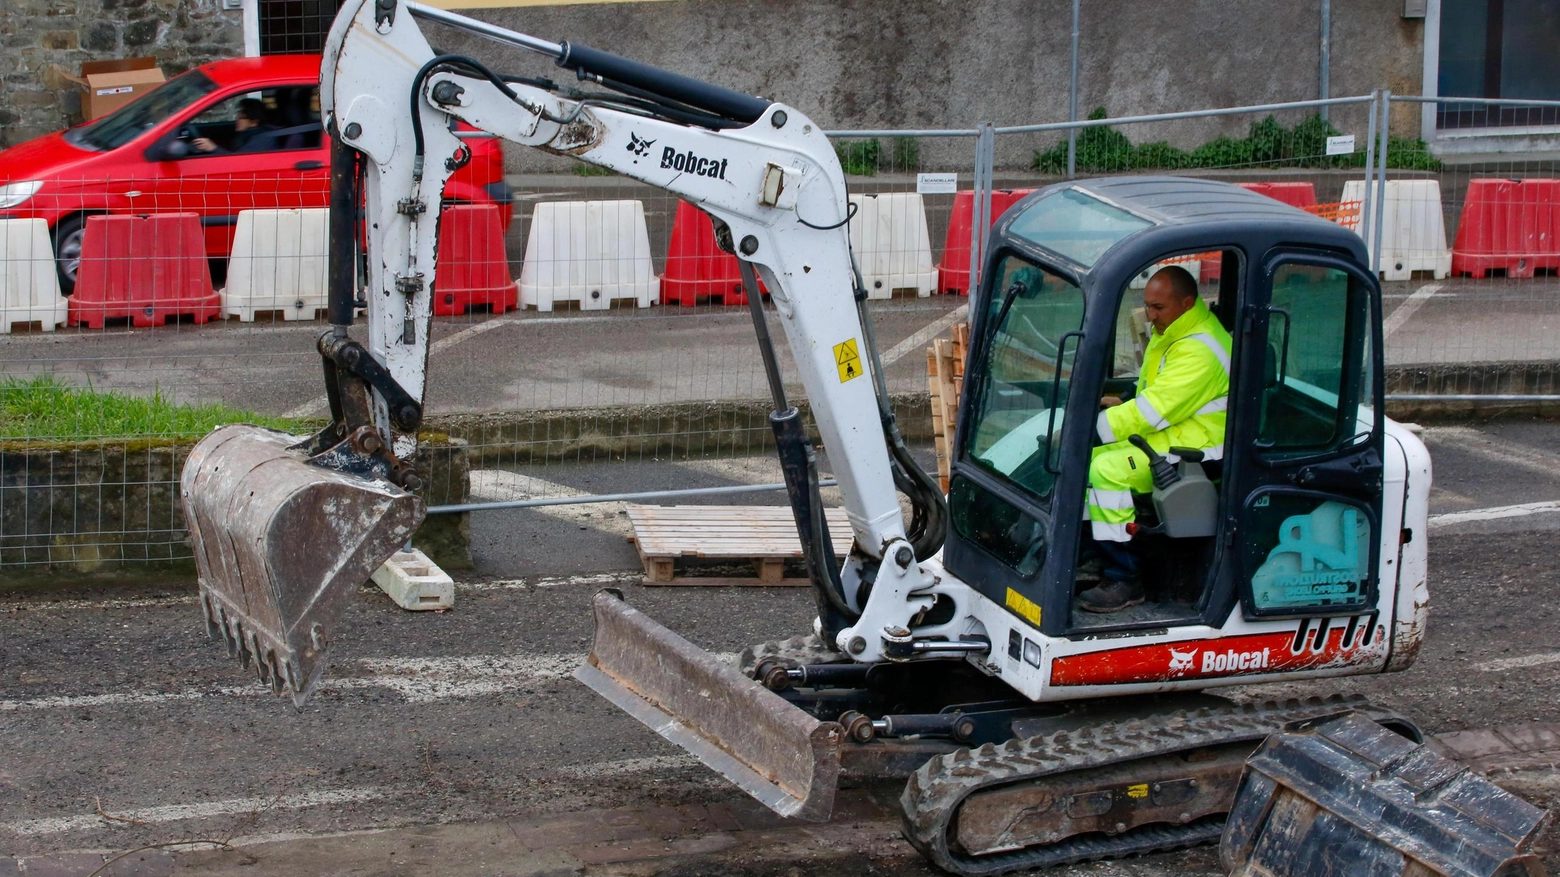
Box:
[1096,296,1232,459]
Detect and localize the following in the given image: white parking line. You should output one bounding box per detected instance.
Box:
[467,469,634,535]
[879,304,969,368]
[556,754,702,779]
[283,315,528,419]
[1428,500,1560,528]
[1382,283,1442,340]
[1476,652,1560,673]
[4,594,199,611]
[0,652,582,712]
[3,788,390,837]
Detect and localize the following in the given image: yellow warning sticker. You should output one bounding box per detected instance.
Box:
[1126,783,1150,799]
[833,338,862,383]
[1004,587,1042,626]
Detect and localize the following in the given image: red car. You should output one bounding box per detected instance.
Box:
[0,54,511,292]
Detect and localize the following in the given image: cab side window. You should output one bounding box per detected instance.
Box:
[1258,265,1373,456]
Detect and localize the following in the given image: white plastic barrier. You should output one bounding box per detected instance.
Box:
[518,200,659,311]
[224,208,330,321]
[848,192,937,299]
[1341,180,1451,282]
[1129,258,1203,290]
[0,218,66,333]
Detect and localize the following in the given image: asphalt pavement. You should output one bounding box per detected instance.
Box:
[3,419,1560,875]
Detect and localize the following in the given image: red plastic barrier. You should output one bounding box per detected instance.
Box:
[659,201,766,306]
[1237,182,1319,209]
[70,213,219,329]
[1451,179,1560,279]
[936,189,1035,295]
[433,203,517,316]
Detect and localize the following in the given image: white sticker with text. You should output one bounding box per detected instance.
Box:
[916,172,958,195]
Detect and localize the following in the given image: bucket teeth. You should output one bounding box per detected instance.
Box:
[181,424,423,706]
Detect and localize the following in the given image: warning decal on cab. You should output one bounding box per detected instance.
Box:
[834,338,862,383]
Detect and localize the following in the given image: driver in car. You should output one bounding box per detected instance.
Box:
[193,98,273,154]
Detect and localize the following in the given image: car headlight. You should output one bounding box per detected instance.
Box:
[0,181,43,209]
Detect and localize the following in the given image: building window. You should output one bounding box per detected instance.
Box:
[259,0,346,55]
[1438,0,1560,128]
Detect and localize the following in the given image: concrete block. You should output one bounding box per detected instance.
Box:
[517,200,659,311]
[848,192,936,299]
[0,218,66,332]
[372,548,454,610]
[223,208,330,321]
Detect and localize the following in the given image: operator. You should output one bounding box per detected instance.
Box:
[192,99,273,154]
[1077,264,1231,613]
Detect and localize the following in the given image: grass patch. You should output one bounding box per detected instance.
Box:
[0,375,305,441]
[571,162,616,177]
[1033,107,1441,173]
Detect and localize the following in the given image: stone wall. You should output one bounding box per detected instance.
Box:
[0,0,1424,159]
[434,0,1426,173]
[0,0,244,147]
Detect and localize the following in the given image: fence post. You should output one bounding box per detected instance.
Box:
[1372,90,1392,275]
[1360,89,1379,268]
[969,122,996,302]
[1067,0,1080,176]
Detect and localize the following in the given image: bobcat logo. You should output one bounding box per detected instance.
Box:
[627,132,656,157]
[1168,648,1198,674]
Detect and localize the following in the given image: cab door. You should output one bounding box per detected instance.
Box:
[1227,253,1384,620]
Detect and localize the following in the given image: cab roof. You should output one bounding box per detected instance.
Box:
[1066,175,1367,255]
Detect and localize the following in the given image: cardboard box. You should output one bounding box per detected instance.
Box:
[65,58,165,120]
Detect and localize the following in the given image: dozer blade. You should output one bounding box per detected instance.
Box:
[576,590,842,822]
[181,424,424,707]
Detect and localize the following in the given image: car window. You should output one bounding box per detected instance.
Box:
[182,86,323,158]
[68,70,218,152]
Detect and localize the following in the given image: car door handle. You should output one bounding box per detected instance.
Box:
[294,160,325,170]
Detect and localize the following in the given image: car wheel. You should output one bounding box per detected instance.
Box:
[53,214,88,295]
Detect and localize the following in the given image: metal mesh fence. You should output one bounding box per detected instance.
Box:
[0,128,975,569]
[1375,95,1560,396]
[5,90,1560,570]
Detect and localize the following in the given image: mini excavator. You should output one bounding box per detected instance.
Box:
[179,1,1433,872]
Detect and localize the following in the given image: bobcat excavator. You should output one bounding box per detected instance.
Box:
[179,0,1434,872]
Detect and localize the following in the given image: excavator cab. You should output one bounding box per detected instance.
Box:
[946,178,1387,637]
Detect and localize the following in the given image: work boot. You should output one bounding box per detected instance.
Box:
[1076,579,1145,613]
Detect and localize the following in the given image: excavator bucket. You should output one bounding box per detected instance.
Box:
[576,590,842,822]
[180,424,423,706]
[1222,711,1551,877]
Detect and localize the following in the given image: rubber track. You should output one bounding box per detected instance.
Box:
[900,695,1397,876]
[738,634,847,677]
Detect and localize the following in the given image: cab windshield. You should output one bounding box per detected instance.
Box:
[1007,188,1153,268]
[964,254,1086,501]
[66,70,218,152]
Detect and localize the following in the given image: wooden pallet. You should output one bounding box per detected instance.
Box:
[626,504,854,586]
[927,322,969,494]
